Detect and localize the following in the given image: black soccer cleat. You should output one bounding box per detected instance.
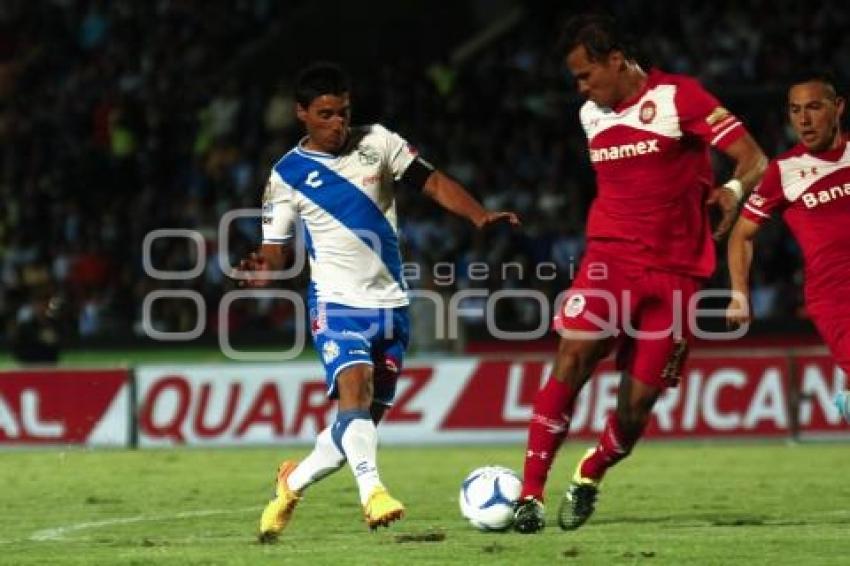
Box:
[557,481,598,531]
[513,496,545,534]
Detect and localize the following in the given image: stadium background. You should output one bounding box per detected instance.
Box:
[1,1,849,564]
[4,0,850,356]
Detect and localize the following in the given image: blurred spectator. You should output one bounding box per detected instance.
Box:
[10,288,63,364]
[1,0,845,344]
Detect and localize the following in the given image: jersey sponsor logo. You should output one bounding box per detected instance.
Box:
[357,145,380,165]
[305,170,323,188]
[801,182,850,209]
[362,174,380,186]
[639,100,657,124]
[589,139,660,163]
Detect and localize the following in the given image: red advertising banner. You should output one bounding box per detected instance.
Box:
[135,354,847,446]
[440,356,796,439]
[0,369,129,445]
[3,355,843,449]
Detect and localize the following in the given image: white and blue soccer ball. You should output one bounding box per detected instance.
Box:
[459,466,522,531]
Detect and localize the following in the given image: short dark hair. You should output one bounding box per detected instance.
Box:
[294,62,351,107]
[557,13,637,62]
[789,70,839,100]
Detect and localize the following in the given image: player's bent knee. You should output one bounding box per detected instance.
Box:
[616,401,655,439]
[370,401,389,424]
[336,364,375,408]
[554,339,605,385]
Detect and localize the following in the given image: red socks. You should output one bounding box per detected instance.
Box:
[579,414,635,481]
[520,377,575,501]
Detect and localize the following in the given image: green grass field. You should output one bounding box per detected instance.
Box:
[1,443,848,565]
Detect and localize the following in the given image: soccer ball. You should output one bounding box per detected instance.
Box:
[459,466,522,531]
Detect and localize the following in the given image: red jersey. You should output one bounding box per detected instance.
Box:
[740,137,850,315]
[580,68,747,277]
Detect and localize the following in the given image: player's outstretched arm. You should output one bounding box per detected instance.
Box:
[422,170,520,229]
[232,243,293,288]
[725,216,761,327]
[708,133,768,239]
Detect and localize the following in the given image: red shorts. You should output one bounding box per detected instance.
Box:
[553,250,703,388]
[810,310,850,373]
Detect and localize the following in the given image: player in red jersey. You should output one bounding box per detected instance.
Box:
[513,14,768,533]
[727,73,850,377]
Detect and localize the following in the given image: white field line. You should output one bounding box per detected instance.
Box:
[28,506,259,542]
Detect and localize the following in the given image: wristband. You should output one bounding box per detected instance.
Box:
[722,179,743,201]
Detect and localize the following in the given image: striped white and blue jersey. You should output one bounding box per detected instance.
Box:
[261,124,418,309]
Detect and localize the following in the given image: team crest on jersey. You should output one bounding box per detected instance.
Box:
[564,294,586,318]
[322,340,340,364]
[639,100,657,124]
[357,145,380,165]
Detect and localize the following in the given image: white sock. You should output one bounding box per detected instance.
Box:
[339,418,384,505]
[287,426,346,493]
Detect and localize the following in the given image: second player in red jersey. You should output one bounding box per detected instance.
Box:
[513,14,768,533]
[728,73,850,373]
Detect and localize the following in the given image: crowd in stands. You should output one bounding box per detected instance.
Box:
[2,0,847,347]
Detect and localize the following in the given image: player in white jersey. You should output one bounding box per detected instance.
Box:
[236,62,519,542]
